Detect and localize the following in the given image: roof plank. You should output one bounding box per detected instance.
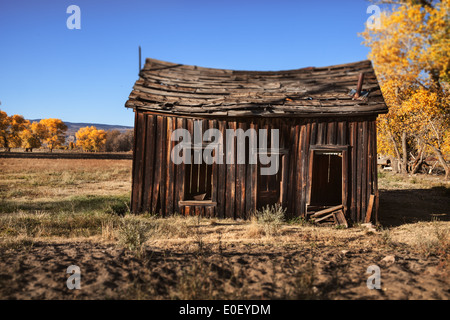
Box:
[125,58,388,117]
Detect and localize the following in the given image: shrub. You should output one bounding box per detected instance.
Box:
[105,201,130,216]
[254,203,286,236]
[118,218,152,253]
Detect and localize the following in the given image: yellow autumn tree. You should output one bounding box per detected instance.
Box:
[75,126,107,152]
[39,118,68,152]
[361,0,450,178]
[0,111,29,151]
[0,110,9,150]
[19,121,46,152]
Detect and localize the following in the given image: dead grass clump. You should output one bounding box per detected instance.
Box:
[149,216,193,239]
[416,221,450,259]
[101,218,118,241]
[0,235,35,251]
[246,219,266,238]
[253,204,286,236]
[117,217,153,254]
[0,210,122,239]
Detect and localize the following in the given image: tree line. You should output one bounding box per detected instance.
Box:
[0,110,133,152]
[362,0,449,179]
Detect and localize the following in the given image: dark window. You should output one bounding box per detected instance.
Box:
[184,150,213,201]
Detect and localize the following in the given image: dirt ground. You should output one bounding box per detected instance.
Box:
[0,158,448,300]
[0,237,448,300]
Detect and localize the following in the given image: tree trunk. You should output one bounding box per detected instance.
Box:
[389,131,402,173]
[411,143,425,174]
[431,145,449,180]
[401,131,408,174]
[411,156,424,174]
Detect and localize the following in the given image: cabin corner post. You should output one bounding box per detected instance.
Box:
[130,110,138,213]
[305,149,315,214]
[373,119,380,224]
[341,148,349,218]
[131,110,146,213]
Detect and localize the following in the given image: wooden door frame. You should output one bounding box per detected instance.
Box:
[306,145,349,216]
[254,148,289,209]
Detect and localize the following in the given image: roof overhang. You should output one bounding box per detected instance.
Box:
[125,58,388,118]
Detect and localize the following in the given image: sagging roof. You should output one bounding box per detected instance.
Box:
[125,58,388,117]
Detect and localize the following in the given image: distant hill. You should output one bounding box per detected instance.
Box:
[29,119,133,142]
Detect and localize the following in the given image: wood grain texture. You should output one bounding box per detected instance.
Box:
[126,58,388,117]
[130,111,381,223]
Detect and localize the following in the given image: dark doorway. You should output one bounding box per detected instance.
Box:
[310,152,342,206]
[257,157,282,209]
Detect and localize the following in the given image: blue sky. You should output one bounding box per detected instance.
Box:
[0,0,378,127]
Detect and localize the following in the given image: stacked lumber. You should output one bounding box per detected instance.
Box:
[308,204,348,227]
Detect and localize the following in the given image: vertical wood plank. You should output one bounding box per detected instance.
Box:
[186,119,195,197]
[280,122,290,209]
[175,118,186,214]
[225,121,236,218]
[350,121,357,222]
[295,124,304,217]
[130,111,140,212]
[245,121,256,218]
[342,148,349,216]
[310,121,317,146]
[130,111,138,212]
[373,120,380,223]
[251,121,258,215]
[159,116,167,216]
[208,120,218,217]
[367,120,373,210]
[131,112,146,213]
[337,121,346,145]
[306,149,314,209]
[361,120,368,220]
[151,116,164,214]
[236,121,246,219]
[316,121,325,145]
[301,122,311,217]
[356,121,363,222]
[165,117,175,216]
[327,121,336,145]
[142,114,156,213]
[217,120,226,218]
[288,123,299,215]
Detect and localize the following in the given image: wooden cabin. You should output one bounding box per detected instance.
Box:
[125,58,388,224]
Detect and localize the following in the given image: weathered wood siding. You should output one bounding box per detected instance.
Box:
[131,110,379,223]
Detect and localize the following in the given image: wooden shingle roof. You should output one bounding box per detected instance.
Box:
[125,58,387,117]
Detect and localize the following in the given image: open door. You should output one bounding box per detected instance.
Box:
[307,146,348,215]
[310,152,342,206]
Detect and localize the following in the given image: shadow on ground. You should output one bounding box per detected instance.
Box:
[0,195,130,214]
[379,186,450,227]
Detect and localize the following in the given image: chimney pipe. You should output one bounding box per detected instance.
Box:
[138,46,142,74]
[353,72,365,99]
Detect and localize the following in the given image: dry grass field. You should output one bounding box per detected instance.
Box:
[0,158,448,300]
